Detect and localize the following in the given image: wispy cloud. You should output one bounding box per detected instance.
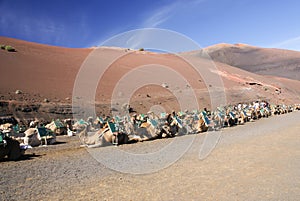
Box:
[142,0,208,28]
[92,2,182,48]
[143,2,180,28]
[270,36,300,51]
[0,1,66,46]
[93,0,208,48]
[0,0,97,47]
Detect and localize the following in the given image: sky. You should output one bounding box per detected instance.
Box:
[1,0,300,51]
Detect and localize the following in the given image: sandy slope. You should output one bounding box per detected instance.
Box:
[1,111,299,200]
[204,43,300,80]
[0,37,300,120]
[0,36,91,100]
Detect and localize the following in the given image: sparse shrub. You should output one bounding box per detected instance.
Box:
[5,45,15,52]
[0,44,5,49]
[139,48,144,51]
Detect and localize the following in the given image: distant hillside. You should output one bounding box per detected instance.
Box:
[204,43,300,81]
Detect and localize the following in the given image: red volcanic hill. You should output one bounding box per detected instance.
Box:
[204,43,300,81]
[0,36,91,100]
[0,36,299,120]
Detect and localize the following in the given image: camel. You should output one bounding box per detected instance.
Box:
[23,128,40,147]
[141,121,173,140]
[120,119,145,142]
[262,107,272,117]
[186,112,210,133]
[223,110,238,127]
[128,120,160,141]
[78,122,129,148]
[45,120,67,135]
[177,113,207,134]
[0,133,23,160]
[193,116,209,133]
[211,111,225,129]
[121,114,174,142]
[237,110,248,124]
[0,123,13,132]
[72,119,93,132]
[168,116,188,136]
[121,113,163,142]
[245,108,255,121]
[23,127,56,147]
[138,112,187,140]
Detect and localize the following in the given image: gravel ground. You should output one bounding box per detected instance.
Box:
[1,111,299,201]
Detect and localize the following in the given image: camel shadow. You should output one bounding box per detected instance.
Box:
[53,141,67,145]
[0,153,41,162]
[19,153,41,161]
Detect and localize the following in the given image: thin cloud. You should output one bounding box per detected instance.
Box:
[123,0,208,49]
[24,18,66,45]
[0,11,65,45]
[91,0,209,48]
[0,1,67,45]
[142,0,208,28]
[143,4,176,27]
[143,1,183,28]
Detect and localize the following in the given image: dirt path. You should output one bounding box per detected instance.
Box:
[1,111,300,200]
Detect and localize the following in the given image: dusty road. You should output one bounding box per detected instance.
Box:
[1,111,300,200]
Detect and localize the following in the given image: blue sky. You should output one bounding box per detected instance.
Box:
[1,0,300,50]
